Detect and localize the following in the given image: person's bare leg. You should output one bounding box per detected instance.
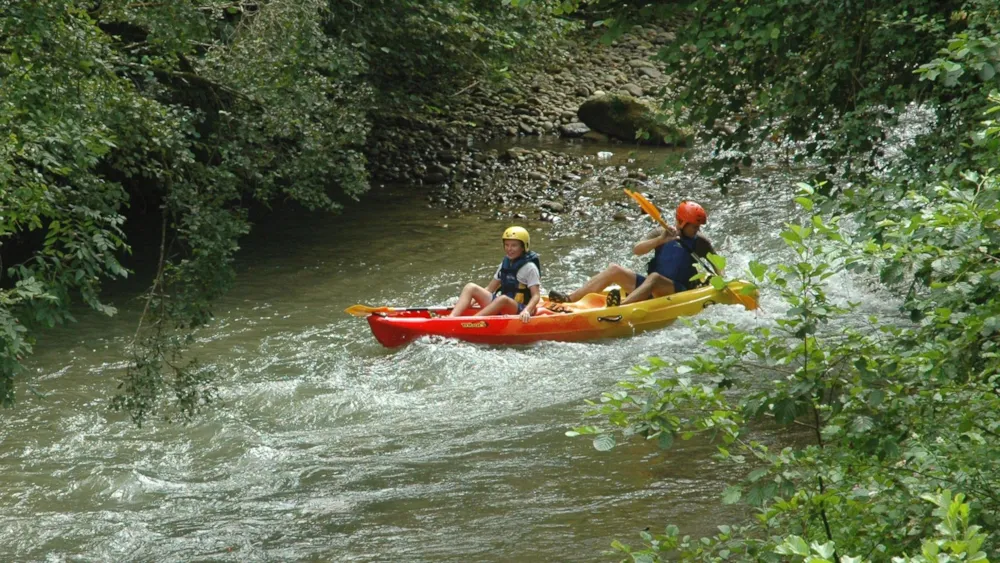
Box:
[449,284,493,317]
[567,264,639,302]
[621,273,676,305]
[475,295,519,316]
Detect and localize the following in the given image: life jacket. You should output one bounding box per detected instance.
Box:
[496,251,541,304]
[646,236,700,289]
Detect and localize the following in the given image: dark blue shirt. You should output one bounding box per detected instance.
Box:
[646,233,713,290]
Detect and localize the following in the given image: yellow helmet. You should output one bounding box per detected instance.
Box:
[501,226,530,251]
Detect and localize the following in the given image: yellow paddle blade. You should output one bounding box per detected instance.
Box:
[724,282,761,312]
[624,189,670,229]
[344,304,391,317]
[734,290,760,311]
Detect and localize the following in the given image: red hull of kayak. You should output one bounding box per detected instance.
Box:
[361,281,759,348]
[366,309,610,347]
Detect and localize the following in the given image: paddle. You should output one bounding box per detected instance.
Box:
[344,304,451,317]
[623,189,759,311]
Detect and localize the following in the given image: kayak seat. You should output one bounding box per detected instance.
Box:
[540,293,607,314]
[578,293,607,310]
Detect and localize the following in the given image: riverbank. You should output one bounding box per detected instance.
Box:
[365,22,685,219]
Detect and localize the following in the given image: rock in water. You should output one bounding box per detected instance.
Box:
[577,94,691,146]
[559,122,591,137]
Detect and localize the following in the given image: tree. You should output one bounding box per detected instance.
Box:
[561,1,1000,556]
[555,0,999,193]
[572,176,1000,558]
[1,0,568,423]
[0,0,368,421]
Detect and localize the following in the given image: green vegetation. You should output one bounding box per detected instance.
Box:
[562,0,1000,560]
[6,0,1000,557]
[0,0,564,423]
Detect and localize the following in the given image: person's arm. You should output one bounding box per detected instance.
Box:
[517,263,541,322]
[485,278,501,293]
[633,227,677,256]
[520,284,541,322]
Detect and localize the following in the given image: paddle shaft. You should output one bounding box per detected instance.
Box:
[345,304,451,317]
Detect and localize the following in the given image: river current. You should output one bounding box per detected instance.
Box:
[0,139,898,561]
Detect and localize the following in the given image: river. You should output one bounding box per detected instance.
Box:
[0,139,889,561]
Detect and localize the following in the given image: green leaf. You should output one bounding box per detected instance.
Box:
[773,398,798,424]
[567,425,599,436]
[658,431,674,449]
[851,416,874,433]
[868,389,884,407]
[593,434,616,451]
[747,467,770,482]
[707,253,727,272]
[795,182,815,195]
[813,541,835,559]
[922,539,939,559]
[722,485,742,504]
[775,535,809,556]
[746,483,774,506]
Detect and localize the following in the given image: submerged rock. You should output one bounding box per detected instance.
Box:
[539,200,565,213]
[423,172,448,185]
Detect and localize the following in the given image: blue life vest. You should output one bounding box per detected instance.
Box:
[496,251,541,304]
[646,236,699,290]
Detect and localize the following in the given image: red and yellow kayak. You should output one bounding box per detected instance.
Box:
[350,281,758,348]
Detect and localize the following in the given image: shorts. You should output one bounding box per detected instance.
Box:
[492,295,526,312]
[636,273,687,293]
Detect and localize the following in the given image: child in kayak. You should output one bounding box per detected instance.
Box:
[548,201,716,307]
[448,226,541,322]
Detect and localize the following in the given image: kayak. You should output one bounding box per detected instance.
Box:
[352,280,758,348]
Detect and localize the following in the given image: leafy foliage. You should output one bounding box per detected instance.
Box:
[1,0,565,422]
[571,177,1000,558]
[0,0,375,422]
[608,492,987,562]
[546,0,1000,558]
[553,0,1000,192]
[330,0,567,105]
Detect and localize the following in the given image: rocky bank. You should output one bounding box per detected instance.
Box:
[364,21,686,222]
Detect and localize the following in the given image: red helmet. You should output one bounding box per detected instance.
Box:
[676,200,707,227]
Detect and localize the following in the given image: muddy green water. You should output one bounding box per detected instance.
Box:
[0,140,889,561]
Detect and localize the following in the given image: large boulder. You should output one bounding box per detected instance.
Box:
[576,94,690,146]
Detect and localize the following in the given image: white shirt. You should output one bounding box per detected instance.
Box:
[493,261,541,288]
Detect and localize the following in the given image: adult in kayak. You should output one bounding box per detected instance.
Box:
[548,201,716,307]
[448,226,541,322]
